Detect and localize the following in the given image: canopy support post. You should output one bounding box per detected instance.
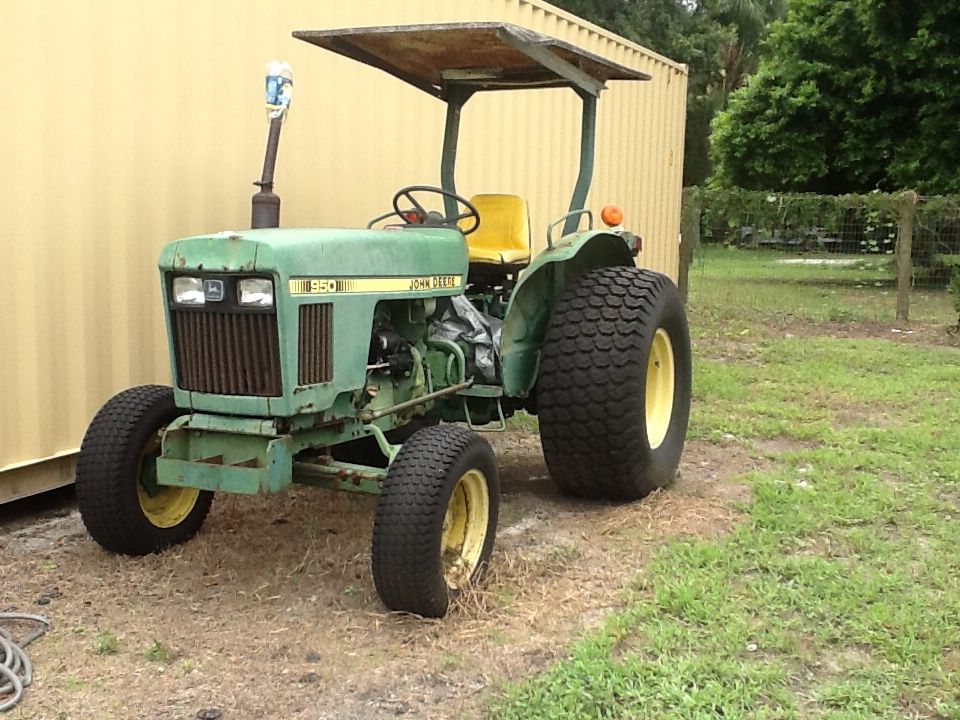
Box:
[440,86,475,218]
[563,92,598,237]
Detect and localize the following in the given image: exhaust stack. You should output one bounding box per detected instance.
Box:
[252,61,293,229]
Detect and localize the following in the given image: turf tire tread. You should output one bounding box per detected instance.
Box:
[371,424,499,617]
[75,385,213,555]
[538,266,691,501]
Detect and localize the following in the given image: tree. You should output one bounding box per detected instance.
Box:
[866,2,960,194]
[700,0,787,183]
[712,0,786,105]
[551,0,784,185]
[711,0,960,194]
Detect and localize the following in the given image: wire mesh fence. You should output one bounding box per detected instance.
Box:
[679,188,960,322]
[915,197,960,282]
[690,189,960,282]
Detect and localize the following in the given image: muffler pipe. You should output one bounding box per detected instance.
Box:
[252,61,292,229]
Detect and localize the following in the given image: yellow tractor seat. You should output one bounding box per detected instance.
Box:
[460,194,532,268]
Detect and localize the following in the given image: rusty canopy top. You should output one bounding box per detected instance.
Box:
[293,22,651,99]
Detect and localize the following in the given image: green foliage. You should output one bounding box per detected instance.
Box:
[712,0,787,102]
[551,0,785,185]
[866,3,960,194]
[711,1,897,192]
[712,0,960,194]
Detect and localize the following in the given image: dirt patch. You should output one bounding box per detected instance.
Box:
[1,433,755,720]
[695,336,767,366]
[785,318,960,347]
[772,315,960,348]
[698,312,960,352]
[752,437,815,455]
[830,404,898,431]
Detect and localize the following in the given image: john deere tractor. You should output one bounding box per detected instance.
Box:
[76,23,692,617]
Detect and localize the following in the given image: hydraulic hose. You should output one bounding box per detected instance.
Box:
[0,613,50,713]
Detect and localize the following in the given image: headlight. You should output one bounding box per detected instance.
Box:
[238,278,274,307]
[172,277,205,305]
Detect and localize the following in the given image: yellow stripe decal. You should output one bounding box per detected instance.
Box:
[289,275,463,295]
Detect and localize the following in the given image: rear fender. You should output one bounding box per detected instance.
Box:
[501,231,634,397]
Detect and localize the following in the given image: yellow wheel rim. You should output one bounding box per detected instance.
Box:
[645,328,676,450]
[441,469,490,589]
[137,431,199,529]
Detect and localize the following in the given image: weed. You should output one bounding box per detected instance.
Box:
[545,544,581,566]
[496,587,517,610]
[93,630,119,656]
[827,305,857,322]
[506,411,539,432]
[440,653,464,671]
[144,640,173,663]
[487,628,510,646]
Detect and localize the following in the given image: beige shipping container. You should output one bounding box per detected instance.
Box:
[0,0,687,502]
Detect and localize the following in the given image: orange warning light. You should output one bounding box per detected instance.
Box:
[600,204,624,227]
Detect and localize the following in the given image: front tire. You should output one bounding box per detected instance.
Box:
[538,267,692,500]
[371,425,500,617]
[76,385,214,555]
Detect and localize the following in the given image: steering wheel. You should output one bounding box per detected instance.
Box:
[391,185,480,235]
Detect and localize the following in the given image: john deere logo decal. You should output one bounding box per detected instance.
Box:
[289,275,462,295]
[203,279,225,302]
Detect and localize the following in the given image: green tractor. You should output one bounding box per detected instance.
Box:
[76,23,692,617]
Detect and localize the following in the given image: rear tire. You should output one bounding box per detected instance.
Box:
[371,425,499,617]
[538,267,692,500]
[76,385,214,555]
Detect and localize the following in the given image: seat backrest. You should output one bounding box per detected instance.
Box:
[461,194,531,253]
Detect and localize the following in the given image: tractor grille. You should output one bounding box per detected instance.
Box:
[171,310,282,396]
[298,304,333,385]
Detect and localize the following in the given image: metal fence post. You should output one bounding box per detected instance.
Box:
[896,192,918,323]
[679,187,700,304]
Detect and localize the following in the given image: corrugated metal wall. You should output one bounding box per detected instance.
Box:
[0,0,687,499]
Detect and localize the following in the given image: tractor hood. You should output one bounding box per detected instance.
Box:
[157,226,470,419]
[159,226,469,278]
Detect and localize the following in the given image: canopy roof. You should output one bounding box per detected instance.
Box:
[293,22,651,99]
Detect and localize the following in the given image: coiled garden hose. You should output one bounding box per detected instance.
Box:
[0,613,50,713]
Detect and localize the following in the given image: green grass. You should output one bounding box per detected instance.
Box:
[688,246,954,324]
[488,249,960,719]
[507,410,540,432]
